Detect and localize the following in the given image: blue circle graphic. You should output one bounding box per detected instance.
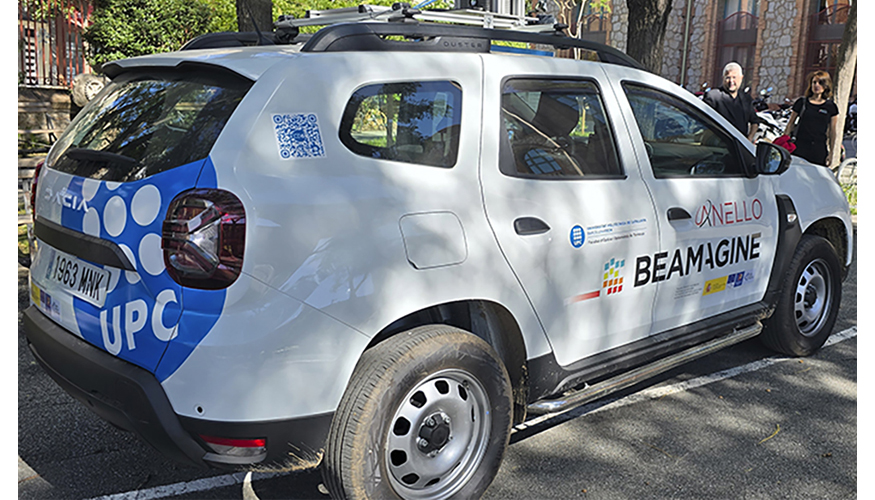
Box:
[570,225,585,248]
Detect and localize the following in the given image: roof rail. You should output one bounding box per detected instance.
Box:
[296,22,643,70]
[179,4,644,71]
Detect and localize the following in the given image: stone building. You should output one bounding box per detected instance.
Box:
[570,0,854,102]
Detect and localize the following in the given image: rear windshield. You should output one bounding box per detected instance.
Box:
[47,65,252,182]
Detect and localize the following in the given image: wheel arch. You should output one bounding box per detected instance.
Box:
[802,216,851,281]
[366,300,530,425]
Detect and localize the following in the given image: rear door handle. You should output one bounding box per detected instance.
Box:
[667,207,692,221]
[514,217,551,235]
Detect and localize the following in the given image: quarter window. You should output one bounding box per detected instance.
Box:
[340,81,462,168]
[623,83,748,178]
[500,79,622,179]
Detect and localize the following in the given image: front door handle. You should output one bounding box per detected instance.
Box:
[514,217,551,235]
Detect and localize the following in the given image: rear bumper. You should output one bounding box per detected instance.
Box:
[23,305,332,470]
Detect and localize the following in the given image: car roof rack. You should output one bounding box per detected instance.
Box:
[182,3,644,71]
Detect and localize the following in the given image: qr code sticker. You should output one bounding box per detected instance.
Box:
[273,113,326,159]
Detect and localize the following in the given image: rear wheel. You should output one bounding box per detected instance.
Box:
[762,235,842,356]
[322,325,512,500]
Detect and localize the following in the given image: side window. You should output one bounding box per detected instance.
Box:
[340,81,462,168]
[623,83,747,178]
[500,79,622,179]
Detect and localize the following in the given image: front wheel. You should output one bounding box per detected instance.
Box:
[322,325,513,500]
[762,235,842,356]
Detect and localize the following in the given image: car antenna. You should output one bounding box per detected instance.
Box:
[244,4,272,45]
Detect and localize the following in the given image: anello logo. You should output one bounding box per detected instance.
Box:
[695,199,762,227]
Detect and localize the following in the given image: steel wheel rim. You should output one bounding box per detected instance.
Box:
[385,368,491,500]
[794,258,832,336]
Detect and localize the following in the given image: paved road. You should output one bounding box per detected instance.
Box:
[18,231,857,500]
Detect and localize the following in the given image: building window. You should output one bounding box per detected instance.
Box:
[802,0,851,95]
[713,0,759,88]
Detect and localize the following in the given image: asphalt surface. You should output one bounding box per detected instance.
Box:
[18,230,858,500]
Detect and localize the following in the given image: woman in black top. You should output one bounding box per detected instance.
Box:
[784,71,839,167]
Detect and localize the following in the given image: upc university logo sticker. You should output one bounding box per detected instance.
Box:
[570,225,585,248]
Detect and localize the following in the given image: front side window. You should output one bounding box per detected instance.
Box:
[500,79,622,179]
[340,81,462,168]
[623,83,748,178]
[48,66,252,182]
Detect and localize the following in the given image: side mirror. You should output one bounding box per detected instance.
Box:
[756,141,791,175]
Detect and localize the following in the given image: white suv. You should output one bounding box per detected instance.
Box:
[24,8,853,500]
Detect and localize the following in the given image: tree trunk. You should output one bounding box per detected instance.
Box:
[828,0,856,170]
[236,0,273,34]
[625,0,672,73]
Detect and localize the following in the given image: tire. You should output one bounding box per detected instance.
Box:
[761,235,842,356]
[71,73,107,107]
[322,325,513,500]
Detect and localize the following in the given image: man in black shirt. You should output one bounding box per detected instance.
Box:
[703,62,759,142]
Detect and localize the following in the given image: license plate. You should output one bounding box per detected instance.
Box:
[45,249,110,307]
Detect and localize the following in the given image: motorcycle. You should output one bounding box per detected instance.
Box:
[754,110,786,143]
[752,87,773,112]
[752,90,793,143]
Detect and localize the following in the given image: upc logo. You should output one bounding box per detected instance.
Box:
[570,225,585,248]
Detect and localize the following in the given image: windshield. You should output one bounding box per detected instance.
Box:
[48,66,252,182]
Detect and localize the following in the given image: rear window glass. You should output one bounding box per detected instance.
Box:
[340,81,462,168]
[47,66,252,182]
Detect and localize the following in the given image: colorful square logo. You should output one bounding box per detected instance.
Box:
[603,258,625,295]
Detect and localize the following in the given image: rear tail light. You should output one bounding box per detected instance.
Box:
[162,189,245,289]
[30,160,44,213]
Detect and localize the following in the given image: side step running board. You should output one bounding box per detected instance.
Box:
[527,321,763,415]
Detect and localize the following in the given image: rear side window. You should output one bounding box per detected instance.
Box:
[48,65,252,182]
[340,81,462,168]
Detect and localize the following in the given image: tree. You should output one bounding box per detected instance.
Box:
[236,0,272,33]
[84,0,225,67]
[625,0,671,73]
[828,0,856,170]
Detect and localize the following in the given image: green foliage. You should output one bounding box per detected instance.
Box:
[83,0,461,67]
[841,179,856,214]
[585,0,611,13]
[85,0,218,67]
[21,0,76,21]
[204,0,238,32]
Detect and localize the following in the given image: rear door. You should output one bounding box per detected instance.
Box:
[480,57,659,367]
[29,65,252,376]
